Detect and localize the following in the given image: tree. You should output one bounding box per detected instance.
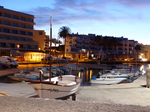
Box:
[110,37,122,58]
[134,44,143,61]
[58,26,71,57]
[101,36,112,58]
[94,35,103,58]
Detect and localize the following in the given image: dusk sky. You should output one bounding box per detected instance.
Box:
[1,0,150,45]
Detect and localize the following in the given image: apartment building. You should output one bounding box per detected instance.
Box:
[33,30,49,51]
[0,6,39,57]
[65,33,139,60]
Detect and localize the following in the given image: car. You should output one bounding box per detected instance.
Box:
[41,56,52,64]
[102,58,109,61]
[0,62,9,68]
[53,58,66,63]
[14,56,25,61]
[110,58,117,61]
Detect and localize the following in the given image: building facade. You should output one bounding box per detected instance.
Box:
[33,30,48,51]
[65,33,139,60]
[0,6,39,57]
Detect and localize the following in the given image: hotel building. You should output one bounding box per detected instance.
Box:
[65,33,139,60]
[0,6,39,57]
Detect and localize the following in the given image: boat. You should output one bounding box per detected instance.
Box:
[91,74,128,85]
[91,69,130,85]
[29,70,81,99]
[29,17,81,100]
[8,71,40,82]
[65,63,84,71]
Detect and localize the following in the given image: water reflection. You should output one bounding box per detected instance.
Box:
[78,64,150,86]
[1,64,150,85]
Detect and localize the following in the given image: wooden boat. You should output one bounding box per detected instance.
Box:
[91,69,130,85]
[29,17,81,100]
[29,72,81,99]
[8,71,40,82]
[91,74,128,85]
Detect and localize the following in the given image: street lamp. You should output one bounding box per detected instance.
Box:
[16,44,20,56]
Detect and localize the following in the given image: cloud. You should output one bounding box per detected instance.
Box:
[117,0,150,7]
[26,0,150,29]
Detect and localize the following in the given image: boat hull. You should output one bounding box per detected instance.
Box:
[91,77,127,85]
[29,82,80,99]
[29,75,81,99]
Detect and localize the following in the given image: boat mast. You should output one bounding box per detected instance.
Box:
[49,16,52,81]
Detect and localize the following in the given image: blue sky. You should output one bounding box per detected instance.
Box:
[1,0,150,45]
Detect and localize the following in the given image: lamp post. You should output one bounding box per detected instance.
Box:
[16,44,20,57]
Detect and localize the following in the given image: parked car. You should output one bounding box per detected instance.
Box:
[102,58,109,61]
[62,57,73,62]
[41,56,53,64]
[0,56,18,68]
[53,58,66,63]
[14,56,25,62]
[0,62,9,68]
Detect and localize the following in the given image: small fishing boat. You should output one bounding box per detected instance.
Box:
[29,17,81,100]
[91,74,128,85]
[91,69,130,85]
[29,70,81,100]
[8,71,40,82]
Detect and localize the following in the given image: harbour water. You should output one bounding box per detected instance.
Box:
[71,63,149,85]
[1,63,150,112]
[0,63,149,85]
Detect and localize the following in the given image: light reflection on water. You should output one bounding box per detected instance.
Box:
[78,64,150,86]
[1,64,150,85]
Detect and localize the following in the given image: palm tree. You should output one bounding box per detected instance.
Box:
[134,44,143,61]
[101,36,112,58]
[55,39,62,57]
[58,26,71,57]
[94,35,103,58]
[110,37,122,58]
[50,38,57,56]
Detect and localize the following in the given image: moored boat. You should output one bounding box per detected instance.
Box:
[91,74,128,85]
[29,74,81,99]
[29,17,81,100]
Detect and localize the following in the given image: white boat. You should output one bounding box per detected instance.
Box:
[91,70,130,85]
[65,64,84,71]
[29,73,81,99]
[29,17,81,100]
[8,71,40,82]
[91,74,128,85]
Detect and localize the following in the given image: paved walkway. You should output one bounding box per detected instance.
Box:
[1,74,150,112]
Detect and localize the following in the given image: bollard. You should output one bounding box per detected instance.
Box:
[146,68,150,88]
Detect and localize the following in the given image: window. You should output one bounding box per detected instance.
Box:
[20,31,26,35]
[27,18,33,22]
[27,25,33,29]
[28,32,33,36]
[12,15,18,19]
[20,37,25,41]
[21,16,26,21]
[20,24,26,28]
[12,22,18,27]
[20,44,23,48]
[9,43,15,48]
[27,45,31,49]
[3,28,10,33]
[0,42,6,47]
[4,13,10,18]
[12,37,17,40]
[39,31,43,35]
[4,36,10,40]
[12,30,18,34]
[4,21,10,25]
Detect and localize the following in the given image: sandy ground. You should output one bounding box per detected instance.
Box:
[1,74,150,111]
